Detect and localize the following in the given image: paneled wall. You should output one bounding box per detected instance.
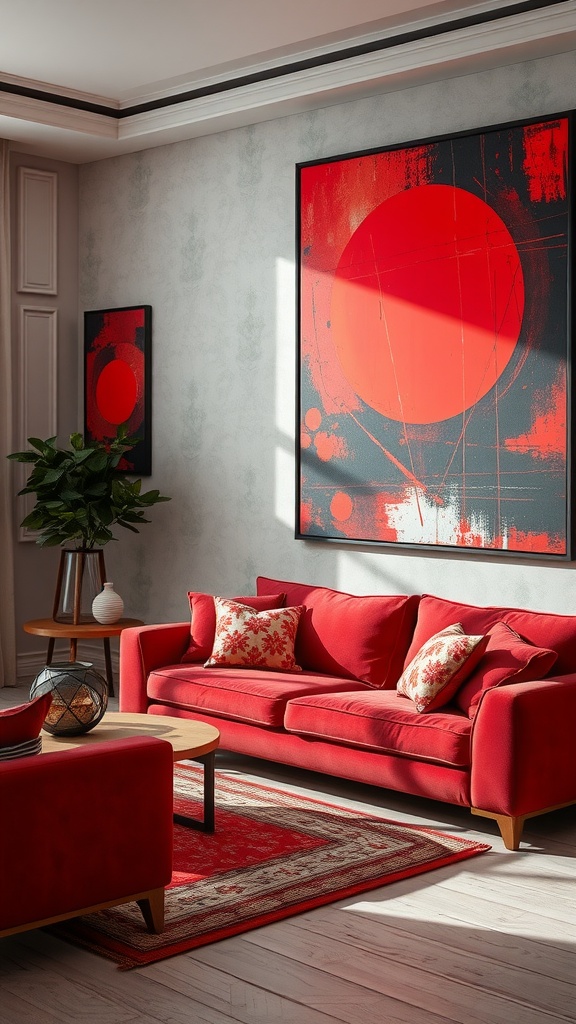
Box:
[10,151,78,676]
[76,50,576,630]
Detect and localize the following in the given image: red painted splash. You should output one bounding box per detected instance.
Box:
[300,145,434,273]
[330,492,353,522]
[314,432,348,461]
[90,308,144,350]
[504,527,565,556]
[304,407,322,430]
[374,493,401,542]
[300,145,434,418]
[299,500,313,534]
[301,312,362,417]
[504,377,566,460]
[456,519,484,548]
[300,490,325,531]
[330,491,403,543]
[522,119,568,203]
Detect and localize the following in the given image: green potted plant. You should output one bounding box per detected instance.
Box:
[8,426,170,621]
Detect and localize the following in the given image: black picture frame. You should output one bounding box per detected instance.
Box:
[296,112,573,560]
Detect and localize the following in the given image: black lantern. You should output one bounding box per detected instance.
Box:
[30,662,108,736]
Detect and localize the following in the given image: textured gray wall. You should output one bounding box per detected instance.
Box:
[79,51,576,626]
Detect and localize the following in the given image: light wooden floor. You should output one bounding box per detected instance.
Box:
[1,683,575,1024]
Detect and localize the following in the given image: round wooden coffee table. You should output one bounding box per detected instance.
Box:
[41,712,220,832]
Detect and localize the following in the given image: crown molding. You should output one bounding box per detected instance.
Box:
[0,70,117,111]
[112,0,518,108]
[2,0,575,162]
[120,1,576,141]
[0,90,117,139]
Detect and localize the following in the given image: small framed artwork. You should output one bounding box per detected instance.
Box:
[296,113,572,559]
[84,305,152,475]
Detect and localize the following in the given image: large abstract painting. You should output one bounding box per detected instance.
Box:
[297,114,572,558]
[84,305,152,475]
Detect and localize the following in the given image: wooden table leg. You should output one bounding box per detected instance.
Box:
[46,637,55,664]
[173,751,216,832]
[69,638,78,662]
[200,751,215,833]
[103,638,115,697]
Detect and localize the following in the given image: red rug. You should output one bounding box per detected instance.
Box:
[50,765,490,969]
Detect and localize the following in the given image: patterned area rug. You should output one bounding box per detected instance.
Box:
[50,765,490,969]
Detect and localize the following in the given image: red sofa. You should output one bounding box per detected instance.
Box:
[0,735,174,937]
[119,576,576,850]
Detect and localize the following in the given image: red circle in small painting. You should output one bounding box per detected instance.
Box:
[95,359,138,425]
[331,184,525,424]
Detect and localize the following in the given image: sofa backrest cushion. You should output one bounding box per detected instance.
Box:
[405,594,574,675]
[256,576,420,688]
[454,620,558,716]
[181,592,286,663]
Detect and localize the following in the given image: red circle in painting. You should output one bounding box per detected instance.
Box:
[331,184,525,424]
[331,491,353,521]
[305,407,322,431]
[95,359,138,425]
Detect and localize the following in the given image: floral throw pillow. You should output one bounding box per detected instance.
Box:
[397,623,488,713]
[205,598,304,671]
[180,591,286,663]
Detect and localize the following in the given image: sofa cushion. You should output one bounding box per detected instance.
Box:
[257,576,420,688]
[205,598,303,671]
[397,624,488,712]
[147,664,370,728]
[404,593,576,675]
[454,620,558,717]
[284,690,471,768]
[181,592,285,663]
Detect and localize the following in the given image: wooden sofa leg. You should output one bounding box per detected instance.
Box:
[137,887,165,933]
[472,800,576,850]
[471,808,524,850]
[495,814,525,851]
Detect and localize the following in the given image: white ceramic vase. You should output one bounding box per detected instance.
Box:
[92,582,124,624]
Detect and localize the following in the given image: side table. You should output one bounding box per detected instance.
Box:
[23,618,144,697]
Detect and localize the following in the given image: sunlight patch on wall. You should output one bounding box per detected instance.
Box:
[335,550,413,596]
[275,256,297,530]
[275,256,296,438]
[275,446,294,529]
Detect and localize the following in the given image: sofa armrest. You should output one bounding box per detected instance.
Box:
[119,622,190,712]
[470,674,576,818]
[0,736,174,933]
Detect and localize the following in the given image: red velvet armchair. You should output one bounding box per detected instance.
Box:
[0,735,174,938]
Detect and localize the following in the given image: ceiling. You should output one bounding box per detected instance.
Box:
[1,0,575,162]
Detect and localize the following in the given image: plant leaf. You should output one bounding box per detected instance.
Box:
[6,451,39,463]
